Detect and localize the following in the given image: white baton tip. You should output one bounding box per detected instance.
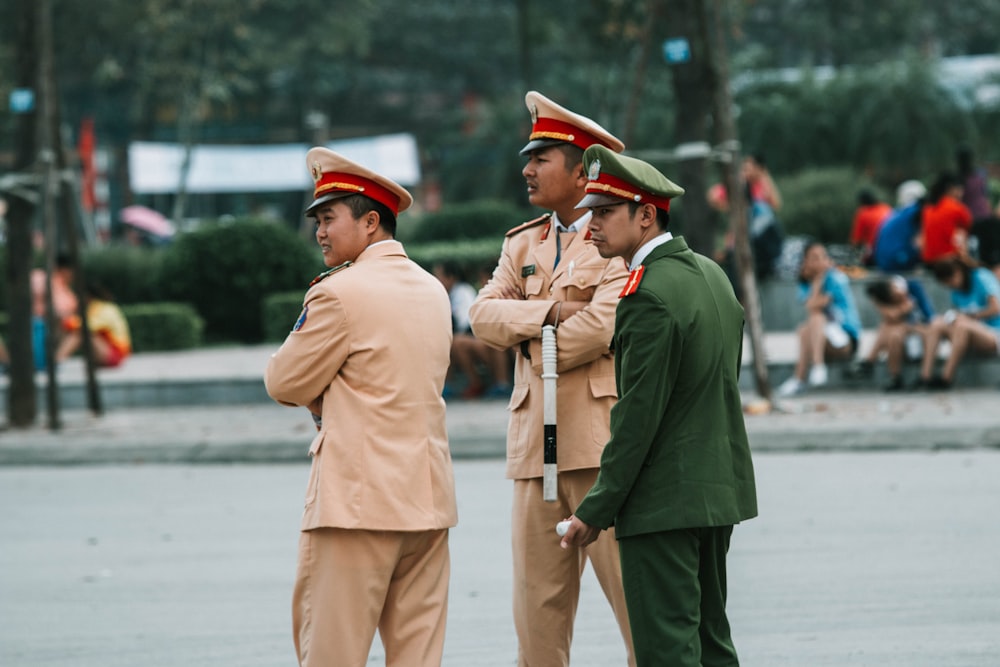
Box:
[555,520,571,537]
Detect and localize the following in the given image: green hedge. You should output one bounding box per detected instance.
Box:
[158,219,319,343]
[401,200,535,243]
[81,245,166,305]
[261,290,306,343]
[776,167,890,245]
[406,237,505,282]
[120,302,204,352]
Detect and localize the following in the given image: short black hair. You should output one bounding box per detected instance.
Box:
[339,193,397,237]
[627,201,671,231]
[865,280,894,305]
[930,257,973,292]
[555,144,584,173]
[857,188,878,206]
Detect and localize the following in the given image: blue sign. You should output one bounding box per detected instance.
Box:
[9,88,35,114]
[663,38,691,64]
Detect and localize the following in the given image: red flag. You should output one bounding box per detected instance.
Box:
[78,117,96,212]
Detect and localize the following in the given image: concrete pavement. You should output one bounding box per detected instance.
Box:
[3,454,1000,666]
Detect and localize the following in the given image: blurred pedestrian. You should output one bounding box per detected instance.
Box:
[30,254,79,371]
[919,171,973,265]
[850,275,933,391]
[468,91,635,667]
[708,177,784,291]
[956,146,992,221]
[55,280,132,368]
[742,153,782,211]
[561,144,757,667]
[849,188,893,266]
[916,257,1000,390]
[777,241,863,397]
[871,180,927,272]
[433,260,512,399]
[264,148,457,667]
[970,200,1000,282]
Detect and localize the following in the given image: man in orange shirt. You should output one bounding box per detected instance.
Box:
[849,189,893,266]
[920,171,973,265]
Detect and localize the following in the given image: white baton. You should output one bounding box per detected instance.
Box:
[542,324,558,502]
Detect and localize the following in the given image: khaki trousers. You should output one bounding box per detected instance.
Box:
[512,470,635,667]
[292,527,450,667]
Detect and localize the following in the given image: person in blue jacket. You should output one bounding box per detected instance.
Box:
[872,180,926,272]
[777,241,863,397]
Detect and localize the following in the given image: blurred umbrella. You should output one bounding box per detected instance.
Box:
[119,205,176,238]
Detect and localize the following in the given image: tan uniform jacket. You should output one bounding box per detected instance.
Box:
[469,215,629,479]
[265,241,458,532]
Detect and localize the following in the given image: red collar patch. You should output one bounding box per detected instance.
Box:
[619,265,645,298]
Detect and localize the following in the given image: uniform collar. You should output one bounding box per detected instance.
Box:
[551,210,592,234]
[628,232,673,271]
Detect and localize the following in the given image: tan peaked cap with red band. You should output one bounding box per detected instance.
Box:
[520,91,625,155]
[576,144,685,211]
[304,147,413,217]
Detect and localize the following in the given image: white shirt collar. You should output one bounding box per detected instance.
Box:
[628,232,673,271]
[551,210,592,234]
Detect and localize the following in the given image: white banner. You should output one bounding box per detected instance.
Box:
[129,133,420,194]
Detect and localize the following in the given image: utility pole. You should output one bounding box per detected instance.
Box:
[707,0,772,403]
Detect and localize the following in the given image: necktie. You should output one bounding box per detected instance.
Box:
[554,231,576,269]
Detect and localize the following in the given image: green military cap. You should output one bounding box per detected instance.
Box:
[576,144,685,211]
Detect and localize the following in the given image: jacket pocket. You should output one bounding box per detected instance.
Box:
[589,374,617,446]
[524,275,544,297]
[507,384,530,460]
[308,430,325,456]
[565,268,600,302]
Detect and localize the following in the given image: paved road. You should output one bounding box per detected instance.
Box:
[3,452,999,666]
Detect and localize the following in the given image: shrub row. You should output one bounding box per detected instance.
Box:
[120,302,205,352]
[0,303,204,354]
[261,291,306,343]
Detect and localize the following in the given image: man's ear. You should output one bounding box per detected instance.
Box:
[573,163,588,187]
[364,210,380,232]
[639,203,658,228]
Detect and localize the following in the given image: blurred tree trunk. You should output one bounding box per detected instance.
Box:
[666,0,714,257]
[38,0,62,429]
[6,0,39,427]
[707,0,772,402]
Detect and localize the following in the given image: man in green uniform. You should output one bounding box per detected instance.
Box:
[560,145,758,667]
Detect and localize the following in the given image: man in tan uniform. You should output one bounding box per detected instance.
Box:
[468,92,634,666]
[265,148,458,667]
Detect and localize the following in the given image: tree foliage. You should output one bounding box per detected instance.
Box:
[0,0,997,216]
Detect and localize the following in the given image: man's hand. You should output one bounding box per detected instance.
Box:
[498,285,525,300]
[544,300,589,326]
[559,515,600,549]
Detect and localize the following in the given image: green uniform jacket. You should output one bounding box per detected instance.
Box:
[575,237,758,538]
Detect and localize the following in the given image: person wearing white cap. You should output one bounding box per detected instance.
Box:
[265,148,458,667]
[468,92,635,666]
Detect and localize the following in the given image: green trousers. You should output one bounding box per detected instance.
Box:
[619,525,739,667]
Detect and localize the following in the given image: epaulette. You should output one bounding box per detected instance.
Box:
[619,265,645,298]
[505,213,552,238]
[308,260,353,287]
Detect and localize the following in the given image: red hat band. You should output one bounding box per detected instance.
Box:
[530,117,606,151]
[313,172,401,215]
[586,172,673,211]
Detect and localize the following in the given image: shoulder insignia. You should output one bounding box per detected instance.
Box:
[308,260,353,287]
[292,304,309,331]
[619,265,645,298]
[505,213,552,238]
